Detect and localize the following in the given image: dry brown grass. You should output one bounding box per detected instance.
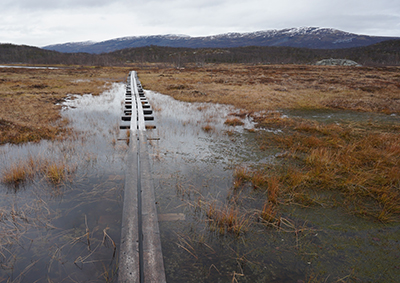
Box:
[138,64,400,114]
[204,200,249,236]
[201,124,214,132]
[45,162,67,184]
[1,161,34,186]
[3,63,398,145]
[0,66,130,145]
[232,165,251,189]
[2,63,398,223]
[260,202,279,224]
[1,156,74,188]
[255,115,400,222]
[224,117,244,126]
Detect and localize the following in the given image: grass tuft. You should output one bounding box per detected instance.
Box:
[224,117,244,127]
[201,124,214,132]
[232,166,252,189]
[45,162,66,184]
[1,161,33,187]
[1,156,72,188]
[260,202,279,224]
[205,201,248,236]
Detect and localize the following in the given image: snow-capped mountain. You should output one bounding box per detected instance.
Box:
[42,27,399,54]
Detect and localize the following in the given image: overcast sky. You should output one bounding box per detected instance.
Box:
[1,0,400,47]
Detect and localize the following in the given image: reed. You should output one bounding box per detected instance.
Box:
[260,202,279,224]
[1,156,72,187]
[1,161,33,186]
[232,166,251,189]
[205,201,248,236]
[45,162,66,184]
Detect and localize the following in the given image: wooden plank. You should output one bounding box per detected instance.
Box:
[130,72,138,132]
[139,131,166,283]
[118,131,140,283]
[132,73,146,131]
[158,213,186,221]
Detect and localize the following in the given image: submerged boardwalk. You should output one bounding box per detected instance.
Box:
[118,71,166,283]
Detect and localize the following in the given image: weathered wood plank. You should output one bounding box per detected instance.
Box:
[139,131,166,283]
[118,131,140,283]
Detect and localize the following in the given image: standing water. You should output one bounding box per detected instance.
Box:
[146,90,400,283]
[0,84,126,282]
[1,82,399,282]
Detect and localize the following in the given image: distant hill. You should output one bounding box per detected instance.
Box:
[0,44,111,65]
[42,27,399,54]
[1,39,400,66]
[105,40,400,66]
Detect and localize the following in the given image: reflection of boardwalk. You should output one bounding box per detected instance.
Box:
[119,72,166,283]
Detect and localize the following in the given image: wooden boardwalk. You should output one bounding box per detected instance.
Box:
[118,71,166,283]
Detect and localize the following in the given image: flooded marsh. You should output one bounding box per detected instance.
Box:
[1,64,399,282]
[145,91,400,282]
[0,83,127,282]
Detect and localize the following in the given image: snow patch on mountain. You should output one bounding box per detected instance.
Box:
[42,27,399,54]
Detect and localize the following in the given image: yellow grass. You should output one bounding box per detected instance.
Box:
[260,202,279,224]
[0,66,130,145]
[1,156,72,187]
[1,161,34,186]
[45,162,67,184]
[257,115,400,221]
[224,117,244,126]
[138,64,400,114]
[139,64,397,222]
[205,201,248,236]
[2,63,399,222]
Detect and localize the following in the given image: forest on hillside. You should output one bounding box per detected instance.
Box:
[1,40,400,67]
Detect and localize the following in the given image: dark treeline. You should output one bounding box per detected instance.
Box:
[1,40,400,67]
[112,40,400,67]
[0,44,115,66]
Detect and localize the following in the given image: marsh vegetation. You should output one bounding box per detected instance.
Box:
[1,63,399,282]
[0,66,130,144]
[0,66,129,282]
[142,64,400,282]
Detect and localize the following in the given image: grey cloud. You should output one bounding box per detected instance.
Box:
[3,0,125,10]
[1,0,399,46]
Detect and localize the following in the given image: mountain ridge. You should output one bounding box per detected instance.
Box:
[42,27,399,54]
[2,38,400,66]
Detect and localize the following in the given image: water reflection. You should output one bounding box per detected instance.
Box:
[0,84,126,282]
[1,83,398,282]
[284,108,400,125]
[146,90,400,283]
[146,91,291,282]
